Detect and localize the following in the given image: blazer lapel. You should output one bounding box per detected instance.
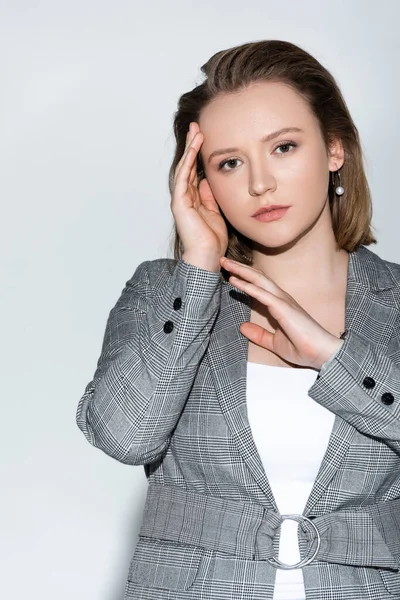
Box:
[207,282,277,506]
[207,245,397,513]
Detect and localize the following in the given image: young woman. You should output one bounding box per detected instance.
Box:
[76,40,400,600]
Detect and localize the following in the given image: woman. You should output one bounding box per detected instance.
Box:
[76,40,400,600]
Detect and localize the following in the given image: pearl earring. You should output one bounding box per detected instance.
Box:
[333,167,345,196]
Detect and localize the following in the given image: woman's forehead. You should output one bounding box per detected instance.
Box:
[198,82,315,135]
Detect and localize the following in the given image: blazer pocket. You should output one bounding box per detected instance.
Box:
[128,536,204,591]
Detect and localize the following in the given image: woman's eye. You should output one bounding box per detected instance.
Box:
[217,142,297,172]
[274,142,297,154]
[218,158,242,172]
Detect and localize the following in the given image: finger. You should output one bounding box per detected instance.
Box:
[225,260,285,298]
[222,258,265,276]
[173,135,202,197]
[229,276,274,300]
[223,259,290,301]
[198,179,221,213]
[189,134,202,184]
[174,133,202,187]
[188,154,200,186]
[239,322,275,351]
[189,160,199,185]
[173,128,197,182]
[174,124,202,183]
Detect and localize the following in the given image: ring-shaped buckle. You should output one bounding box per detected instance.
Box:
[266,514,320,570]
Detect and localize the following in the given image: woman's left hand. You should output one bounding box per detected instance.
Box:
[221,257,344,370]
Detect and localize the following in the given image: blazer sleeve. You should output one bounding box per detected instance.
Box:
[76,257,222,466]
[308,328,400,452]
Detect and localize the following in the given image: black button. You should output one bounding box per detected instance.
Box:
[173,297,182,310]
[163,320,174,333]
[381,392,394,406]
[363,376,375,389]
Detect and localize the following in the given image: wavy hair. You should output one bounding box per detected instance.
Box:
[167,40,377,278]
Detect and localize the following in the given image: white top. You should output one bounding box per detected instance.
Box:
[246,362,336,600]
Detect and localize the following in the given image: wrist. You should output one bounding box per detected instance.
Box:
[182,253,221,273]
[317,337,344,370]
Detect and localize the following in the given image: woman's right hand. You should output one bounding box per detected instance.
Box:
[171,122,229,271]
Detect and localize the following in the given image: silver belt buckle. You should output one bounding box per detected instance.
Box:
[266,514,320,570]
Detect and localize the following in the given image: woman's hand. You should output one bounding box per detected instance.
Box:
[220,257,344,370]
[171,122,229,271]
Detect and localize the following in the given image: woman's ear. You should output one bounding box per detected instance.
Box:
[328,137,345,171]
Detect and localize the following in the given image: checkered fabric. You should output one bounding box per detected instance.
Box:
[76,245,400,599]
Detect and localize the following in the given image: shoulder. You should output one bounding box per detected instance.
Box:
[381,256,400,284]
[356,245,400,290]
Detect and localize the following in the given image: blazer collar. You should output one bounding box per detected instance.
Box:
[206,245,398,513]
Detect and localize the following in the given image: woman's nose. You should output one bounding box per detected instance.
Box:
[248,161,276,196]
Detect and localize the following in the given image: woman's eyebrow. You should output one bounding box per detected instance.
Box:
[206,127,304,164]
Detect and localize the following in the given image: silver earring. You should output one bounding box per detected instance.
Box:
[333,167,344,196]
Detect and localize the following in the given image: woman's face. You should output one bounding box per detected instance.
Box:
[198,81,343,250]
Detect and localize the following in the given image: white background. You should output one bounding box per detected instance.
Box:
[1,1,399,598]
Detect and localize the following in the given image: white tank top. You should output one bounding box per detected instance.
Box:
[246,362,336,600]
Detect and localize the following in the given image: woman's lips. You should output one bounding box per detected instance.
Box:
[252,207,290,222]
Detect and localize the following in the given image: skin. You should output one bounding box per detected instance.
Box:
[180,81,349,368]
[198,81,346,294]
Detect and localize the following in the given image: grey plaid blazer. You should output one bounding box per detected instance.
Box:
[76,245,400,600]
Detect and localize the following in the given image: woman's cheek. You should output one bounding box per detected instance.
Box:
[212,178,240,212]
[225,192,245,220]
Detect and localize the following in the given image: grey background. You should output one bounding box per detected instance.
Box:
[1,1,399,598]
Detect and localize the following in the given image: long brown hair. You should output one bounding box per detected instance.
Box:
[167,40,377,277]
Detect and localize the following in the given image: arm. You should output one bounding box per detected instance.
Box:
[318,341,344,375]
[309,328,400,449]
[76,257,222,466]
